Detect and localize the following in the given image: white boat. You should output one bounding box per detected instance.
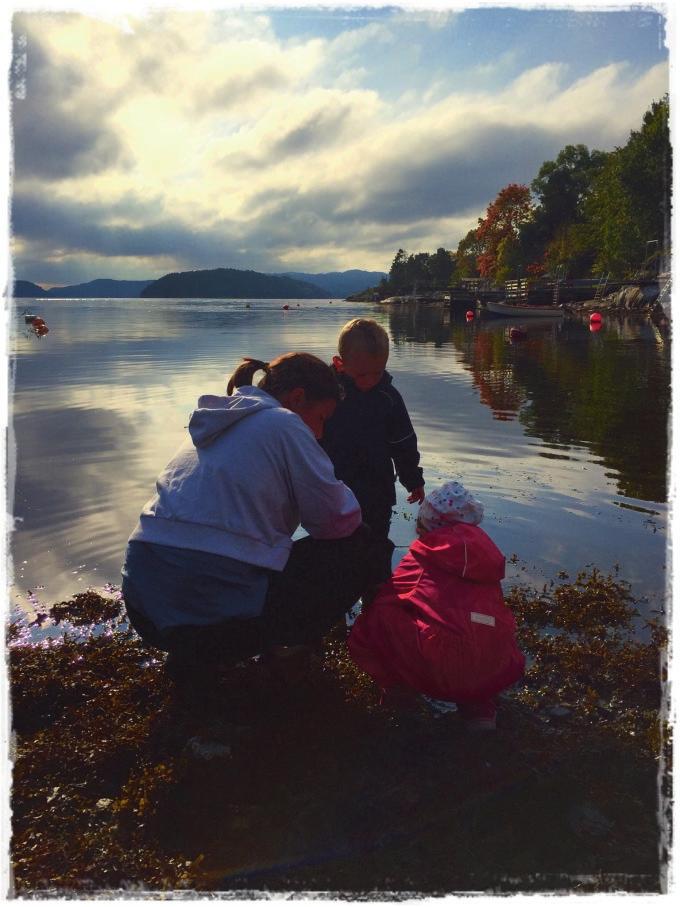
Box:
[485,300,564,318]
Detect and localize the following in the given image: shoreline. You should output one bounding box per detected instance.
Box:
[8,568,669,894]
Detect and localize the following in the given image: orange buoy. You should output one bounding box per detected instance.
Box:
[590,312,602,323]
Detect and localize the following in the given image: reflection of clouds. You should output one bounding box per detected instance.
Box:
[9,299,668,610]
[10,404,152,603]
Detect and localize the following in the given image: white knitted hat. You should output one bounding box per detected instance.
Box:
[418,481,484,531]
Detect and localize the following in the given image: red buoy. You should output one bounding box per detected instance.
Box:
[509,327,527,341]
[282,304,290,310]
[590,311,602,323]
[465,310,474,319]
[589,321,602,333]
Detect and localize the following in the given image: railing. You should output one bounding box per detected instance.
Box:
[594,273,610,301]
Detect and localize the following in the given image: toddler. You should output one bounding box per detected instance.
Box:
[348,481,525,730]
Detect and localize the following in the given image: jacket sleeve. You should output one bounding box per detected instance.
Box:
[283,421,363,539]
[387,389,424,492]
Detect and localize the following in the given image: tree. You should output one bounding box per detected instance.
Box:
[428,247,456,287]
[475,184,534,280]
[585,96,671,277]
[455,228,483,279]
[388,249,409,289]
[531,144,606,232]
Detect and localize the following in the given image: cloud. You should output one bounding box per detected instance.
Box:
[198,65,291,113]
[8,10,670,280]
[11,27,129,180]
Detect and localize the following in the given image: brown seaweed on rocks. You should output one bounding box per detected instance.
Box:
[7,569,669,894]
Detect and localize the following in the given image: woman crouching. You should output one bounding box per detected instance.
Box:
[122,352,390,682]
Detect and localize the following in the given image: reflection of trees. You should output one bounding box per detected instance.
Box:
[390,305,669,503]
[466,332,525,420]
[388,303,453,348]
[511,320,669,503]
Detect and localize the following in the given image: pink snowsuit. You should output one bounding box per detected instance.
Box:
[348,523,525,704]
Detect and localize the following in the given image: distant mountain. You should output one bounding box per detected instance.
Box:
[279,270,387,297]
[141,268,326,299]
[44,278,154,298]
[13,280,47,298]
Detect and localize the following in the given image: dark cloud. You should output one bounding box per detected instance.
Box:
[344,123,561,223]
[244,121,561,235]
[222,104,355,172]
[199,65,290,112]
[10,190,287,282]
[270,102,354,157]
[11,27,128,180]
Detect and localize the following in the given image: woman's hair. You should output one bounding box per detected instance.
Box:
[338,318,389,359]
[227,352,342,402]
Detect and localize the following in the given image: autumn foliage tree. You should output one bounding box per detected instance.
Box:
[475,183,534,281]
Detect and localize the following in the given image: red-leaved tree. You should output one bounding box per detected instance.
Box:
[475,184,534,281]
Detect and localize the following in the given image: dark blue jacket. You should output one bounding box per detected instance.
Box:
[321,370,424,512]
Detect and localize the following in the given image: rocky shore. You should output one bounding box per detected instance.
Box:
[9,569,668,895]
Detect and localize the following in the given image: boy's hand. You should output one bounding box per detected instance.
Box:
[407,486,426,504]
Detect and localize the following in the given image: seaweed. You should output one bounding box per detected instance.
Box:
[7,570,670,894]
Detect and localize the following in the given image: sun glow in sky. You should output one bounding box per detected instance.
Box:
[5,0,671,286]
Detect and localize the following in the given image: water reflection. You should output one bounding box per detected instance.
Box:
[389,306,670,503]
[8,297,669,613]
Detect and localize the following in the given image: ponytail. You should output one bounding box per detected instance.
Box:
[228,352,341,403]
[227,358,269,394]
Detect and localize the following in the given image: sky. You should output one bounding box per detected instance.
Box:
[4,0,672,287]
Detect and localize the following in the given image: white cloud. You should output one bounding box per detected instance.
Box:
[9,9,670,277]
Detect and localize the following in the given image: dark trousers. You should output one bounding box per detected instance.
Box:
[124,524,392,667]
[357,500,395,583]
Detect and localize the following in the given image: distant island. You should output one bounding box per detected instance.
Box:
[14,280,47,298]
[12,278,154,298]
[278,270,388,298]
[44,279,155,298]
[14,269,387,300]
[141,268,326,299]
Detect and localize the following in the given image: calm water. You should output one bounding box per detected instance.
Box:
[7,297,670,618]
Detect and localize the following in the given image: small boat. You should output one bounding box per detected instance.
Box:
[484,300,564,318]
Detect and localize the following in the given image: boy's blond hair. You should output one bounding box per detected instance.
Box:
[338,318,390,360]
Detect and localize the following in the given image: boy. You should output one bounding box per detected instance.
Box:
[321,318,425,581]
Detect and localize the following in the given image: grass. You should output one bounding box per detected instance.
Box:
[8,569,669,895]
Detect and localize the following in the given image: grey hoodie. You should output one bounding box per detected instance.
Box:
[129,386,361,570]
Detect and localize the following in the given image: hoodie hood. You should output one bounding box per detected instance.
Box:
[188,385,280,448]
[410,523,505,583]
